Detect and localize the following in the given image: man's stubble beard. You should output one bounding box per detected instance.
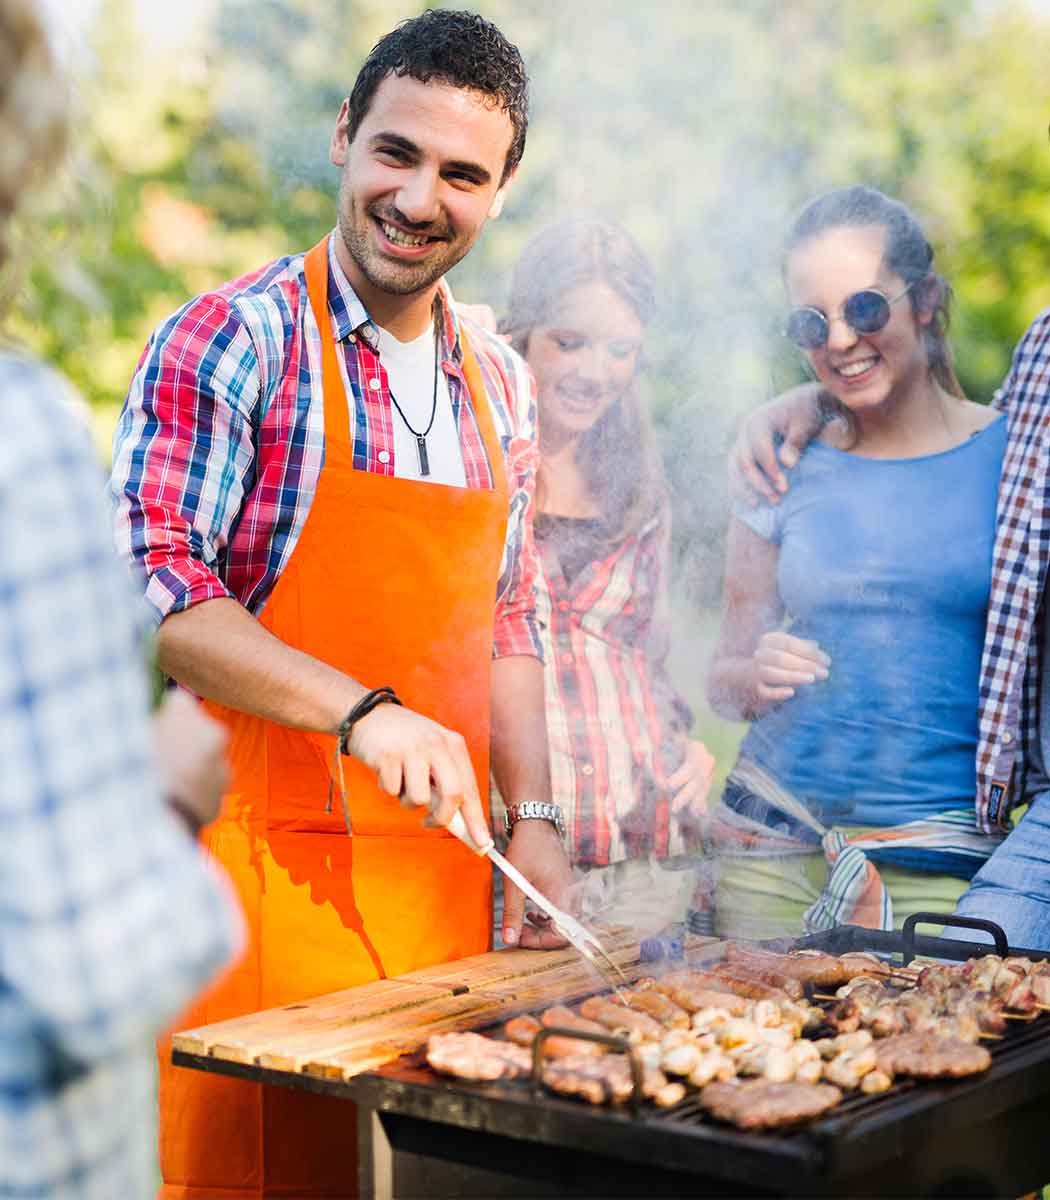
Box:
[338,204,471,298]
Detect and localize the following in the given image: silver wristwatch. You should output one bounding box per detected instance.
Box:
[504,800,566,839]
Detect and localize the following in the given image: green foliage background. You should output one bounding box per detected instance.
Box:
[8,0,1050,766]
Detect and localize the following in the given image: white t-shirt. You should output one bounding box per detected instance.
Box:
[373,322,466,488]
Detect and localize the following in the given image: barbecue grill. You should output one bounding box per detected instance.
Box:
[172,915,1050,1198]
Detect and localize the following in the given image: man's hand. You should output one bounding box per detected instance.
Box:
[730,382,825,506]
[348,703,489,847]
[668,738,717,816]
[152,689,230,830]
[501,819,573,949]
[752,632,830,705]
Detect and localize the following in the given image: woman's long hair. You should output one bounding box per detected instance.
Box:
[501,219,665,541]
[783,186,964,408]
[0,0,68,278]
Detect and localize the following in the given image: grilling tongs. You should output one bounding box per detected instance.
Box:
[447,810,630,994]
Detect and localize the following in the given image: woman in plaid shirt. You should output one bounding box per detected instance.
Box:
[498,220,715,933]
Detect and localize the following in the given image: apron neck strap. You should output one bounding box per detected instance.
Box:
[304,235,507,494]
[304,237,352,446]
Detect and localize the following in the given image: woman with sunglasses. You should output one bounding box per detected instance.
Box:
[706,185,1007,939]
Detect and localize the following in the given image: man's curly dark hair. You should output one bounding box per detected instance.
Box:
[344,9,528,185]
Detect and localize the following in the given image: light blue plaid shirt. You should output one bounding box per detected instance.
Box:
[0,355,241,1198]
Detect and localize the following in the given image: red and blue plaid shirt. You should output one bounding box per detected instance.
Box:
[977,308,1050,831]
[110,233,541,661]
[533,498,696,866]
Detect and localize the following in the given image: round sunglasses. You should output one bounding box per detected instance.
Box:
[784,283,915,350]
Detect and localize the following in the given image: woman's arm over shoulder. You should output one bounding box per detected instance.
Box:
[706,517,785,721]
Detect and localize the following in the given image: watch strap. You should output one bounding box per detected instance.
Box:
[505,800,566,839]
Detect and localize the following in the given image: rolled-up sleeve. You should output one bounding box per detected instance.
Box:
[492,352,543,661]
[109,294,261,623]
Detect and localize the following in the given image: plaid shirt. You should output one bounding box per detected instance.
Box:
[0,356,239,1198]
[110,233,541,660]
[533,499,695,866]
[977,308,1050,832]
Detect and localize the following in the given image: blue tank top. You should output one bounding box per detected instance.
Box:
[735,415,1007,828]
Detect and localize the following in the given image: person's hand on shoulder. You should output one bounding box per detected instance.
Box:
[730,382,825,506]
[153,689,230,832]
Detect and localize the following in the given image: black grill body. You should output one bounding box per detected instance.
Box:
[174,916,1050,1197]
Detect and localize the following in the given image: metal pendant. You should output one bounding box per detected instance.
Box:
[416,434,431,477]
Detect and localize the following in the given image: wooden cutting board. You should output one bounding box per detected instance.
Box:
[172,932,720,1083]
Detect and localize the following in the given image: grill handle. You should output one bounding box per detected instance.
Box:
[530,1026,645,1116]
[900,911,1009,965]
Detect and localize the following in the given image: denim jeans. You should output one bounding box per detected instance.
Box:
[953,788,1050,951]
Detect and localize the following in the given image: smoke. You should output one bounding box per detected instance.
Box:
[172,0,1050,943]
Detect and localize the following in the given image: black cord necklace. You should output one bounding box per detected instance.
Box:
[386,324,440,477]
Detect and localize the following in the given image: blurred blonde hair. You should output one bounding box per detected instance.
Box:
[0,0,68,275]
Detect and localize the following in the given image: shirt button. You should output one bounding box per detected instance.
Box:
[377,450,391,465]
[369,378,381,390]
[348,334,357,344]
[558,601,570,612]
[581,763,594,776]
[1002,732,1014,746]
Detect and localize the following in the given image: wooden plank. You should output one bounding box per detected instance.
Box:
[400,927,641,992]
[171,978,451,1064]
[257,991,501,1073]
[171,934,725,1078]
[304,993,509,1079]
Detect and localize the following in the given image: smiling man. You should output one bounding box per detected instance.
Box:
[109,11,571,1198]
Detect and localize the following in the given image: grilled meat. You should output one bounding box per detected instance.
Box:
[724,944,884,987]
[624,988,691,1028]
[504,1015,541,1047]
[578,997,665,1041]
[699,1079,843,1129]
[651,977,754,1017]
[426,1032,532,1081]
[541,1052,669,1105]
[873,1032,991,1078]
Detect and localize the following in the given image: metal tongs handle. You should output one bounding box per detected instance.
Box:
[446,809,494,855]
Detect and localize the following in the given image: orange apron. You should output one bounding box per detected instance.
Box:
[159,240,507,1198]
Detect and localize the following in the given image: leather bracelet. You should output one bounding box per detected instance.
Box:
[338,686,402,755]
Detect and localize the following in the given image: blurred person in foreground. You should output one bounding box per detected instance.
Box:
[0,2,241,1196]
[109,10,572,1197]
[494,219,716,937]
[707,186,1007,940]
